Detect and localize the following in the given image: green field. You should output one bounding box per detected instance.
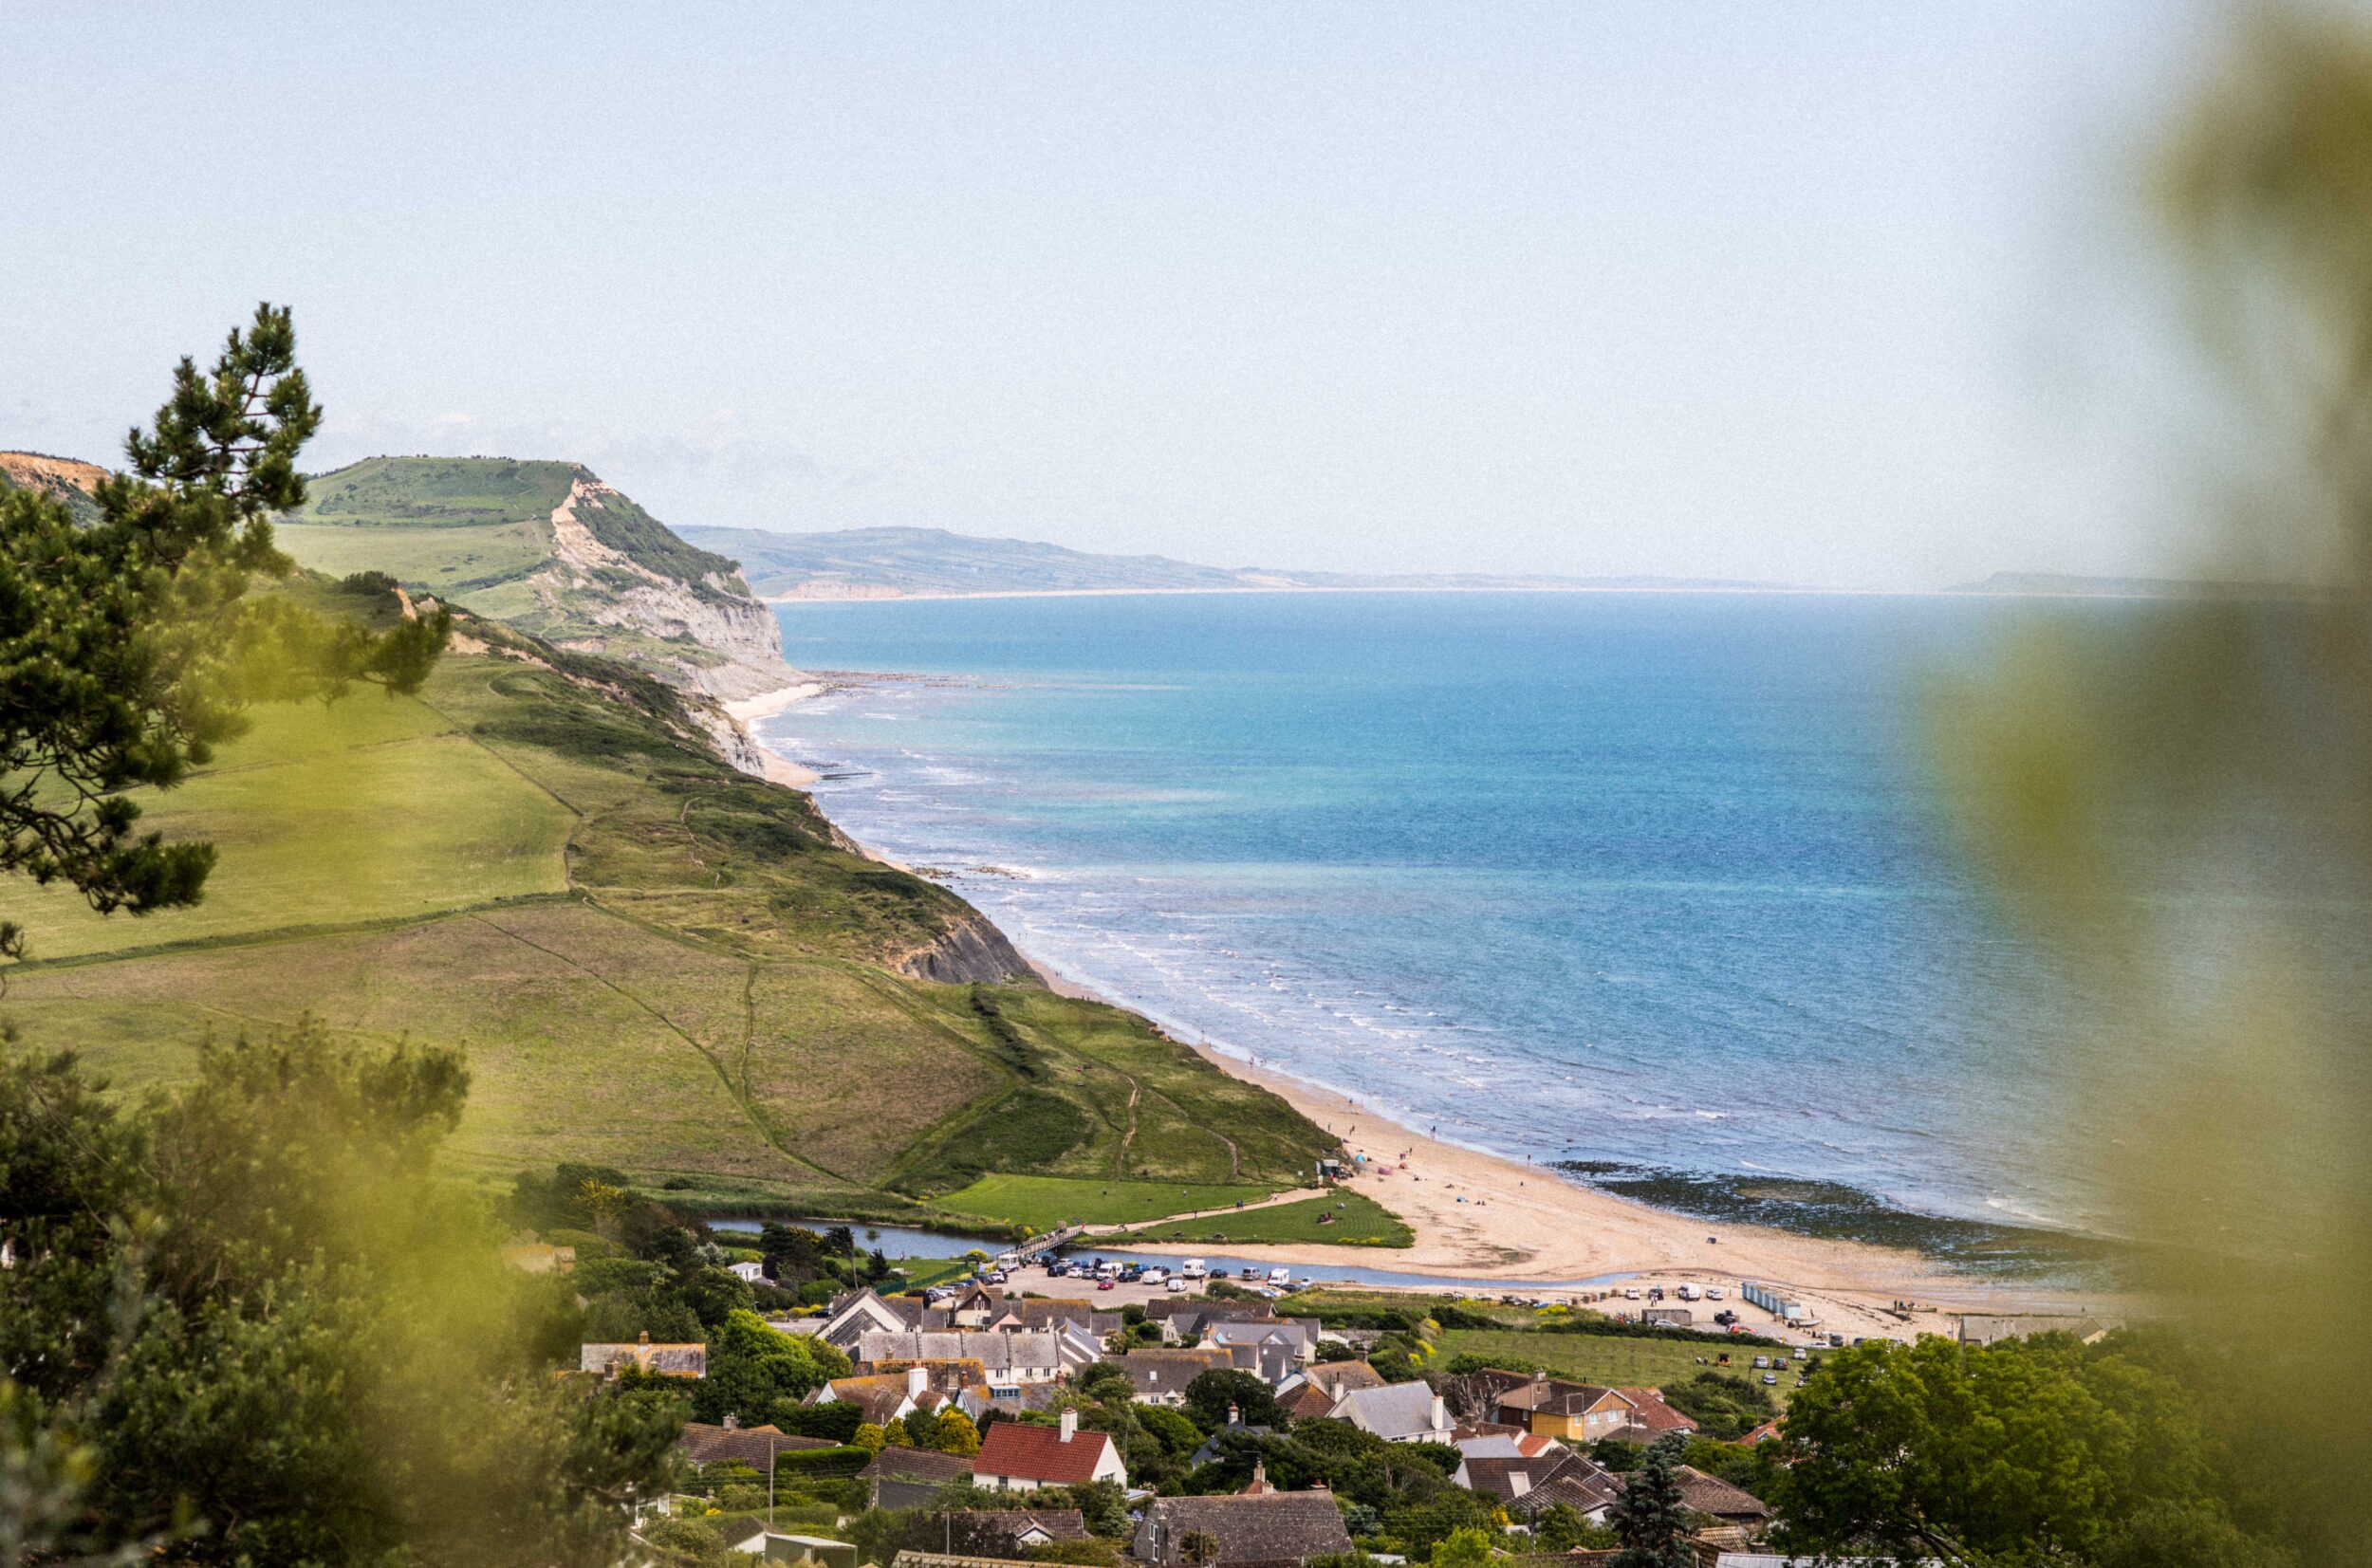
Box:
[6,614,1336,1213]
[1113,1191,1413,1248]
[0,694,573,959]
[932,1175,1284,1231]
[1438,1328,1806,1408]
[279,455,573,595]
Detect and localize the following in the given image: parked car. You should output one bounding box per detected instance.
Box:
[1705,1286,1726,1301]
[1097,1278,1116,1291]
[1267,1267,1292,1287]
[1752,1356,1770,1369]
[1180,1259,1209,1280]
[1677,1283,1700,1301]
[1646,1286,1665,1301]
[1166,1277,1188,1293]
[1763,1372,1779,1385]
[1623,1286,1641,1301]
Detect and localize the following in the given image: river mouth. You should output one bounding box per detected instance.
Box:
[705,1219,1010,1259]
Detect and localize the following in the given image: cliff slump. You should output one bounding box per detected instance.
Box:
[895,911,1039,986]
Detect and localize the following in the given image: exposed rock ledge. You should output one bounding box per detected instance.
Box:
[895,912,1042,987]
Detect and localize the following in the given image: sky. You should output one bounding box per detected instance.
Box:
[3,1,2232,588]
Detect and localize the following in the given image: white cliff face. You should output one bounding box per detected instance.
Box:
[534,475,800,702]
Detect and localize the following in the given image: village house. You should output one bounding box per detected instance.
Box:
[1329,1382,1457,1445]
[858,1331,1068,1389]
[678,1417,838,1469]
[725,1529,860,1568]
[1610,1386,1698,1443]
[983,1299,1123,1337]
[1492,1371,1640,1444]
[1675,1466,1774,1530]
[1132,1487,1356,1567]
[1107,1348,1235,1406]
[919,1510,1091,1557]
[970,1410,1127,1492]
[1275,1359,1385,1417]
[859,1447,979,1510]
[729,1260,769,1283]
[808,1365,951,1427]
[579,1331,706,1378]
[1453,1450,1621,1522]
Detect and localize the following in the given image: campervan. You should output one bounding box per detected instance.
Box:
[1180,1259,1209,1280]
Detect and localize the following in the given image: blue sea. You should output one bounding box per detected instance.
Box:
[757,591,2091,1236]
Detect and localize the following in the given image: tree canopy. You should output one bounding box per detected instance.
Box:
[0,1023,681,1564]
[0,303,449,960]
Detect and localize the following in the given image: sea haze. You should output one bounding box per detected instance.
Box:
[758,590,2094,1237]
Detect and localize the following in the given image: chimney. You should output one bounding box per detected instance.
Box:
[1533,1367,1547,1383]
[1509,1471,1531,1498]
[638,1331,652,1345]
[1430,1394,1449,1432]
[1227,1403,1241,1428]
[1059,1408,1079,1443]
[908,1365,930,1399]
[723,1413,739,1430]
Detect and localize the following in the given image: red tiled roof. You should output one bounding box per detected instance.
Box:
[1613,1388,1698,1435]
[973,1421,1118,1485]
[1738,1419,1782,1446]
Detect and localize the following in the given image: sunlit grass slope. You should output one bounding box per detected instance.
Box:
[3,612,1335,1221]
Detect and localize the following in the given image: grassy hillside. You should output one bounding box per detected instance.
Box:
[2,586,1337,1224]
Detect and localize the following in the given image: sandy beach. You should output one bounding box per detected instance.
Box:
[726,681,825,786]
[1126,1047,2123,1343]
[743,675,2123,1343]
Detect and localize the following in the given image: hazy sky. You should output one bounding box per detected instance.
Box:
[6,2,2225,587]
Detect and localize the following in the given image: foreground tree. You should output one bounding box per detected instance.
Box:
[1607,1433,1693,1568]
[1770,1333,2282,1567]
[0,304,449,960]
[0,1024,681,1563]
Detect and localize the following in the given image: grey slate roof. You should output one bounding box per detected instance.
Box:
[1330,1380,1450,1440]
[1133,1492,1354,1568]
[858,1330,1063,1374]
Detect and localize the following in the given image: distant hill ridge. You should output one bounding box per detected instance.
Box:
[677,522,1792,600]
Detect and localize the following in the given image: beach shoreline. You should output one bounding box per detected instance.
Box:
[740,672,2125,1338]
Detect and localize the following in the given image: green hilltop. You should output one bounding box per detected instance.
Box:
[277,455,798,700]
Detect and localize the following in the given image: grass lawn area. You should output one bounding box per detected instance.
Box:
[1112,1190,1412,1248]
[0,692,573,960]
[1439,1328,1806,1409]
[888,1257,976,1290]
[931,1174,1282,1232]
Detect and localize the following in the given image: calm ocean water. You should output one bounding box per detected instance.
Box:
[758,591,2091,1235]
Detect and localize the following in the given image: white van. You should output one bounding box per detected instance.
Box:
[1140,1267,1169,1285]
[1677,1283,1701,1301]
[1180,1259,1209,1280]
[1267,1266,1293,1287]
